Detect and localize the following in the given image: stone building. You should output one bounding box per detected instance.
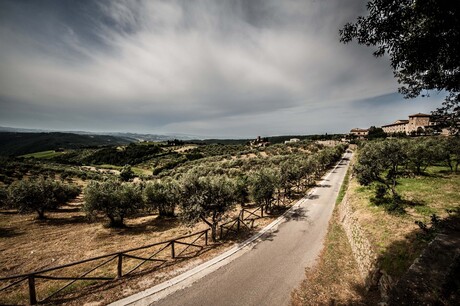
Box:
[381,120,408,134]
[382,113,435,135]
[406,113,433,134]
[349,128,369,139]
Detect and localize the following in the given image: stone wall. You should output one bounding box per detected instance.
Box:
[338,193,381,289]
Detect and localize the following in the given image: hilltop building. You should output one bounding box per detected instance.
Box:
[250,136,270,147]
[382,113,436,135]
[349,128,369,139]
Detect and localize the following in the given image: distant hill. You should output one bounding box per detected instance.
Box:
[0,132,132,156]
[0,126,202,142]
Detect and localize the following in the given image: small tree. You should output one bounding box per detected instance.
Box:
[354,140,406,211]
[144,178,179,217]
[443,137,460,172]
[367,126,387,140]
[119,164,135,182]
[249,168,277,214]
[83,180,143,227]
[179,174,236,241]
[234,174,250,206]
[7,178,80,219]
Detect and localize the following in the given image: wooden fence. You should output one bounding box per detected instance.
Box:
[0,229,209,305]
[1,194,296,305]
[220,206,264,240]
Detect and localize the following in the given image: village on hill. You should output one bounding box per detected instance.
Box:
[349,112,455,139]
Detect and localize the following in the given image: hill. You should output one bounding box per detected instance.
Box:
[0,132,132,156]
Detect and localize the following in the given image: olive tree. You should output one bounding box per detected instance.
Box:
[83,180,143,227]
[354,140,406,209]
[179,174,237,241]
[249,168,277,214]
[234,174,250,206]
[7,177,80,219]
[119,164,135,182]
[442,137,460,172]
[144,178,179,217]
[405,138,445,175]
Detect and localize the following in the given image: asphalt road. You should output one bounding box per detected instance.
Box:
[124,152,351,306]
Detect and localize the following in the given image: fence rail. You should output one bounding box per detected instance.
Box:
[0,229,209,305]
[220,206,265,240]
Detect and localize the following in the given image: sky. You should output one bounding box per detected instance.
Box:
[0,0,445,138]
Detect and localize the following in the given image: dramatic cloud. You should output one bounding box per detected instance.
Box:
[0,0,443,137]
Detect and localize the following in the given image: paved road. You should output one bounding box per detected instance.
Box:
[121,153,351,306]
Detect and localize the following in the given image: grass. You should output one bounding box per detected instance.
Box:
[20,150,66,159]
[335,167,351,205]
[292,155,371,305]
[349,165,459,278]
[291,206,367,305]
[292,165,460,305]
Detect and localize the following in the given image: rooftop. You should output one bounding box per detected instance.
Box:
[409,113,430,117]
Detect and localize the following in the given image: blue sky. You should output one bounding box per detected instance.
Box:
[0,0,444,138]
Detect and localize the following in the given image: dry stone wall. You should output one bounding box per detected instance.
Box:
[338,193,381,289]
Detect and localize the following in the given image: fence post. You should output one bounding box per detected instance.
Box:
[205,230,208,246]
[237,218,240,232]
[28,275,37,305]
[171,241,175,259]
[220,225,223,240]
[117,253,123,278]
[261,206,264,218]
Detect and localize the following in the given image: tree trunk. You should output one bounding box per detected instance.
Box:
[200,215,216,241]
[36,209,46,220]
[108,215,124,228]
[210,225,217,242]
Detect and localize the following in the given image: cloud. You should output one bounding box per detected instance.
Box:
[0,0,442,136]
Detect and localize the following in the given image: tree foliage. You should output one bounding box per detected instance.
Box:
[249,168,277,212]
[119,164,135,182]
[355,140,406,202]
[340,0,459,127]
[83,180,143,227]
[431,93,460,135]
[7,177,80,219]
[355,137,460,213]
[144,178,179,217]
[367,126,387,140]
[179,174,237,241]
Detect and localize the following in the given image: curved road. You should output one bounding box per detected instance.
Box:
[115,152,351,306]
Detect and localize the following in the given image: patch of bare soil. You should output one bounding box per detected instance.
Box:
[0,196,284,305]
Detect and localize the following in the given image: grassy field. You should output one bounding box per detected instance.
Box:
[20,150,66,159]
[350,166,459,277]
